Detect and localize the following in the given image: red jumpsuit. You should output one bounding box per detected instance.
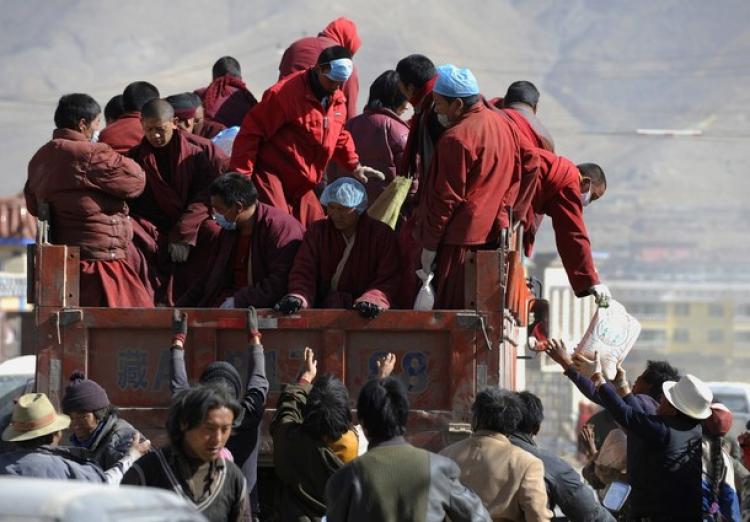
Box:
[230,70,359,227]
[524,149,600,296]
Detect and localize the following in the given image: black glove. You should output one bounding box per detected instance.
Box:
[354,301,381,319]
[247,306,261,339]
[275,295,303,315]
[171,309,188,346]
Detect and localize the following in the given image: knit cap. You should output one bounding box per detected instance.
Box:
[61,371,110,413]
[200,362,243,400]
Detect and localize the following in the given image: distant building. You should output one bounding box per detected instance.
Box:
[612,280,750,381]
[0,195,35,362]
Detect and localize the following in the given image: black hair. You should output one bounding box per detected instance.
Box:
[396,54,436,89]
[210,173,259,208]
[640,360,679,401]
[436,93,481,109]
[301,375,352,441]
[212,56,241,79]
[515,391,544,435]
[504,81,540,109]
[365,70,407,112]
[53,93,101,130]
[577,163,607,190]
[93,405,114,423]
[122,81,160,112]
[166,385,240,447]
[141,98,174,121]
[357,377,409,442]
[706,433,726,509]
[13,432,56,450]
[317,45,352,65]
[472,388,523,434]
[165,92,196,112]
[189,92,203,109]
[104,94,125,125]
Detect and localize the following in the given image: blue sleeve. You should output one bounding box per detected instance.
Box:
[623,393,645,413]
[598,382,670,446]
[720,481,741,522]
[564,367,602,406]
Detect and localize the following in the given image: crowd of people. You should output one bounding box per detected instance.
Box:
[24,16,612,315]
[1,311,748,521]
[8,14,745,522]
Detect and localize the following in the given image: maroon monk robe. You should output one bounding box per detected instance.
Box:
[396,77,441,307]
[287,213,401,309]
[25,128,152,307]
[490,97,555,154]
[525,149,600,296]
[99,112,144,153]
[194,117,226,140]
[178,203,304,307]
[127,129,221,304]
[195,76,258,127]
[416,103,522,309]
[184,131,229,174]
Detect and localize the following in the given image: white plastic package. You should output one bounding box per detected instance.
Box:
[211,126,240,156]
[575,299,641,379]
[413,269,435,311]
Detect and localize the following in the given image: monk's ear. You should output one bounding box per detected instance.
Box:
[77,117,88,133]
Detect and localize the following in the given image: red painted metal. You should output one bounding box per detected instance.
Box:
[32,243,527,461]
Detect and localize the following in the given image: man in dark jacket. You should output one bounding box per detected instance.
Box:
[61,371,142,470]
[325,375,490,522]
[178,173,304,308]
[170,308,268,520]
[1,392,148,483]
[510,391,615,522]
[271,347,360,522]
[586,353,710,521]
[122,385,251,522]
[25,92,152,307]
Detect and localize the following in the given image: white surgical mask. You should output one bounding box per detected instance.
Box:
[213,212,237,231]
[90,129,101,143]
[437,113,452,128]
[581,187,592,207]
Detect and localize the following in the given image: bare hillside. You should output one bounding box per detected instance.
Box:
[2,0,748,274]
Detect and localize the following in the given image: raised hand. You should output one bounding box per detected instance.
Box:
[377,353,396,379]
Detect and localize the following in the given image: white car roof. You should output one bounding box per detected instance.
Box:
[0,355,35,376]
[707,382,750,394]
[0,478,206,520]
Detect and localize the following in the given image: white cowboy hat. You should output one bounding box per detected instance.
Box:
[662,374,713,420]
[1,393,70,442]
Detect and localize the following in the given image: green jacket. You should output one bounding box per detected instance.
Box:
[270,383,345,522]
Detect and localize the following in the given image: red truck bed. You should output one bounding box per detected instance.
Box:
[31,244,529,461]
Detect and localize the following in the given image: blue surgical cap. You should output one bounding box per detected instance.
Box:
[324,58,354,82]
[321,177,368,214]
[434,64,480,97]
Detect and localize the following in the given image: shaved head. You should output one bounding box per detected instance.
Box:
[141,98,174,122]
[577,163,607,189]
[141,99,176,148]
